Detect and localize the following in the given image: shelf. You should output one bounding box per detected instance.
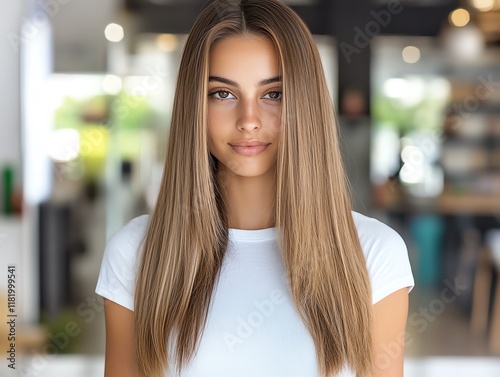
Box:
[0,214,22,222]
[375,192,500,216]
[445,102,500,115]
[442,136,500,146]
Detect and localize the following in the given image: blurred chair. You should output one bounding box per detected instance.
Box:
[471,229,500,354]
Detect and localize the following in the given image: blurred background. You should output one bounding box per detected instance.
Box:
[0,0,499,376]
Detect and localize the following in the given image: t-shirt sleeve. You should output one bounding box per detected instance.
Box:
[354,212,415,305]
[95,215,149,311]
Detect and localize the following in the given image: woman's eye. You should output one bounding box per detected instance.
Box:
[209,90,235,100]
[264,91,282,101]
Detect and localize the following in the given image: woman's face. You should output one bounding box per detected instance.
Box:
[207,34,282,179]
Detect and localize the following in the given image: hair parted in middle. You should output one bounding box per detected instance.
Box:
[134,1,374,376]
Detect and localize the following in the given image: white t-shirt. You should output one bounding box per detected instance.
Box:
[95,211,415,377]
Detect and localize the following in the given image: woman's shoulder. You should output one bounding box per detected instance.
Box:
[351,210,406,253]
[350,210,414,304]
[95,214,151,311]
[104,214,151,263]
[108,214,151,245]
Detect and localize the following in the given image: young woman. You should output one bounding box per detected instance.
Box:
[96,0,414,376]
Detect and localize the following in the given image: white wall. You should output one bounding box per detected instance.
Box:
[51,0,119,72]
[0,1,24,184]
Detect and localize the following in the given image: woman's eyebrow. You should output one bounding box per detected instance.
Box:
[259,76,282,86]
[208,75,282,88]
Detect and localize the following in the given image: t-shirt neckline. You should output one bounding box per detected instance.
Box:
[228,227,276,242]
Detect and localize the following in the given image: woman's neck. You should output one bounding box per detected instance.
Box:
[219,168,276,230]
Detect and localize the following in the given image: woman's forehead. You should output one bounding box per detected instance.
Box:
[208,35,280,78]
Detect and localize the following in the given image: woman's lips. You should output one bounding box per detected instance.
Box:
[230,144,270,156]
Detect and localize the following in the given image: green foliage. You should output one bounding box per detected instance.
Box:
[39,308,83,354]
[111,93,157,130]
[372,87,448,133]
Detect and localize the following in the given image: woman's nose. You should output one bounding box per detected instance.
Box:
[237,99,261,131]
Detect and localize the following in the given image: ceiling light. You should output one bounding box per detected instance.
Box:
[449,8,471,27]
[471,0,495,12]
[105,23,124,42]
[402,46,421,64]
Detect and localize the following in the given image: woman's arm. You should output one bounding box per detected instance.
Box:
[371,287,410,377]
[103,298,137,377]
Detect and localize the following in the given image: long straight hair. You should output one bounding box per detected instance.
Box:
[134,1,373,376]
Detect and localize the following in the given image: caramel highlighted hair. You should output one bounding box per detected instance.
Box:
[134,1,373,376]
